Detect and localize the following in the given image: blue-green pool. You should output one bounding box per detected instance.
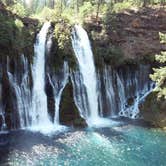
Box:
[1,124,166,166]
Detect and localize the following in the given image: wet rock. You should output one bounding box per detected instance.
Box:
[59,78,87,128]
[140,92,166,128]
[127,97,134,106]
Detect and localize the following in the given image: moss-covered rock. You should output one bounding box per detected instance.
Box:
[140,92,166,128]
[46,21,77,73]
[0,2,39,63]
[59,78,87,128]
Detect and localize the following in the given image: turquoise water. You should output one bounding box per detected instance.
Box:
[2,124,166,166]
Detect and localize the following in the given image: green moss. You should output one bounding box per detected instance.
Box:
[0,12,36,62]
[59,79,87,127]
[49,20,77,71]
[93,44,125,67]
[140,92,166,128]
[0,14,16,50]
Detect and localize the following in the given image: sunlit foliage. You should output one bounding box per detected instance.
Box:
[150,33,166,99]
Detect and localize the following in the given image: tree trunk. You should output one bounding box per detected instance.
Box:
[96,0,101,22]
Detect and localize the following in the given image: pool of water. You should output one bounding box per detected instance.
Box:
[0,123,166,166]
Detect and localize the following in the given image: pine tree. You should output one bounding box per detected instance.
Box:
[150,33,166,99]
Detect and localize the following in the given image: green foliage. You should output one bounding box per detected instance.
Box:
[150,33,166,99]
[0,13,16,48]
[112,1,133,13]
[0,9,35,61]
[54,20,71,50]
[32,7,56,21]
[8,2,26,17]
[79,2,95,18]
[159,32,166,44]
[3,0,165,21]
[15,19,24,30]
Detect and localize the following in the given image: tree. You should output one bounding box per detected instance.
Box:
[150,32,166,99]
[96,0,102,21]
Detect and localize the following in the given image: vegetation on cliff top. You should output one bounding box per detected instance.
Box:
[0,2,39,62]
[140,33,166,127]
[2,0,165,47]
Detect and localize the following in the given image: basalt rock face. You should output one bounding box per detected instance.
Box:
[0,3,165,130]
[140,92,166,128]
[0,3,38,130]
[85,7,166,66]
[59,79,87,128]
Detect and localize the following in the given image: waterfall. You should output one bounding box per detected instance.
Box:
[31,22,53,131]
[71,70,89,118]
[117,65,154,119]
[5,22,68,133]
[7,55,31,128]
[48,62,69,125]
[72,25,99,123]
[0,84,6,131]
[98,66,117,117]
[71,25,115,127]
[0,22,155,131]
[97,65,154,119]
[0,64,6,132]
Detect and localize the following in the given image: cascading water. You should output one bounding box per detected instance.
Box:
[72,25,99,123]
[5,23,68,133]
[48,62,69,125]
[45,29,69,131]
[116,65,154,119]
[31,22,53,132]
[71,70,89,118]
[0,84,6,132]
[0,66,6,131]
[7,55,31,128]
[97,64,154,119]
[97,66,117,117]
[72,25,114,126]
[0,22,154,132]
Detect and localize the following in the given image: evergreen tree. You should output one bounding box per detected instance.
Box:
[150,33,166,99]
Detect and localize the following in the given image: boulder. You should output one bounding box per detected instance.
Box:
[140,92,166,128]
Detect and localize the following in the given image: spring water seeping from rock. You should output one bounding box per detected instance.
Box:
[0,86,6,132]
[116,65,154,119]
[97,65,154,119]
[7,55,31,128]
[47,62,69,125]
